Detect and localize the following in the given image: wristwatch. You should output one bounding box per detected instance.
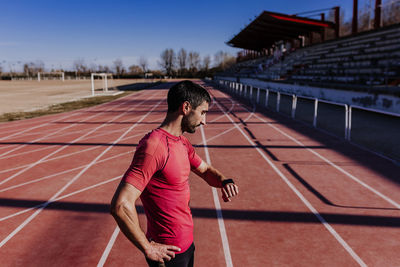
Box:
[222,179,235,186]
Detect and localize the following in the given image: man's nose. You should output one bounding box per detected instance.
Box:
[200,116,206,125]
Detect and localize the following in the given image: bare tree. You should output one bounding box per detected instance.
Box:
[129,65,143,75]
[383,0,400,26]
[23,61,44,77]
[188,51,200,74]
[113,58,125,78]
[202,55,211,72]
[177,48,187,76]
[73,58,87,75]
[214,51,235,70]
[139,56,148,73]
[159,48,176,76]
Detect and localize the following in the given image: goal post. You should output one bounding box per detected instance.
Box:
[38,72,65,82]
[91,73,113,96]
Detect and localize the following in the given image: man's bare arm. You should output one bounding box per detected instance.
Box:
[192,161,239,202]
[110,182,181,263]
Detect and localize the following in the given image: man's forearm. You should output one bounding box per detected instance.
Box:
[112,204,150,254]
[201,165,225,188]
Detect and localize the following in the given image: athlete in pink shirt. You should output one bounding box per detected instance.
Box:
[111,81,239,267]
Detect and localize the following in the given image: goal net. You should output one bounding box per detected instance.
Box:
[91,73,114,96]
[38,72,65,81]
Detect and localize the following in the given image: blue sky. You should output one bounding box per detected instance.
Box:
[0,0,358,72]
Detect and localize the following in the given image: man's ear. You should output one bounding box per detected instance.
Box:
[182,101,191,115]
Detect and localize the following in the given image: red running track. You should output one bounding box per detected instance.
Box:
[0,81,399,266]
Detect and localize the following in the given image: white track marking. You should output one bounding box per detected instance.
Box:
[97,227,120,267]
[236,96,400,210]
[0,175,121,222]
[257,113,400,209]
[0,112,85,142]
[211,91,367,267]
[0,97,163,247]
[0,101,128,158]
[0,125,148,161]
[200,125,233,267]
[0,124,149,174]
[0,94,155,186]
[0,151,132,193]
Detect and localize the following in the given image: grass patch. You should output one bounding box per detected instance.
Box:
[0,92,133,122]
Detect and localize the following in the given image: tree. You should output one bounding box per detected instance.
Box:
[128,65,143,75]
[113,58,125,78]
[383,1,400,26]
[139,56,148,73]
[23,61,44,77]
[188,51,200,75]
[73,58,87,75]
[177,48,187,76]
[214,51,235,70]
[159,48,176,77]
[202,55,211,72]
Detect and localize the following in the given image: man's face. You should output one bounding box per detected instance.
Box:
[182,101,209,133]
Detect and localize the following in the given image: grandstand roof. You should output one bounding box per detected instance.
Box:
[227,11,335,51]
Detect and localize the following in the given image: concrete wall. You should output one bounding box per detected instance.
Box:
[215,76,400,114]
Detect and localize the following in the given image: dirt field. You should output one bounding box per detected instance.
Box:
[0,79,154,115]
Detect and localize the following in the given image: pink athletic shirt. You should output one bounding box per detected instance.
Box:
[122,128,202,253]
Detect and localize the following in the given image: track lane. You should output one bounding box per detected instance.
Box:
[209,84,400,266]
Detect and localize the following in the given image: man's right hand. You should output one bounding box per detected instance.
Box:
[145,241,181,263]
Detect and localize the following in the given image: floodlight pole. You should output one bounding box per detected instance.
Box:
[374,0,381,29]
[352,0,358,34]
[334,6,340,38]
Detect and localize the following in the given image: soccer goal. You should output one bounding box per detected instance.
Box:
[91,73,113,96]
[38,72,65,81]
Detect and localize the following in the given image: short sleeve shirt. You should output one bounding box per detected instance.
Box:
[122,128,202,253]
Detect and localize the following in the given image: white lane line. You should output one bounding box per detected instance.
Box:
[0,111,85,142]
[0,125,148,175]
[0,93,155,186]
[0,97,163,247]
[0,150,132,193]
[97,226,120,267]
[211,91,367,267]
[0,103,125,158]
[200,125,233,267]
[0,125,147,161]
[236,96,400,210]
[0,175,121,222]
[259,113,400,209]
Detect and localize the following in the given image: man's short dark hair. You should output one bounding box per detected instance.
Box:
[167,80,211,112]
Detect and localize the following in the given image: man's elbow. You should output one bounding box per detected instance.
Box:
[110,200,127,219]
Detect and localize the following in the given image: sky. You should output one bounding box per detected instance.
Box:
[0,0,359,72]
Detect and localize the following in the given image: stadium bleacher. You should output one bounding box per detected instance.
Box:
[222,23,400,92]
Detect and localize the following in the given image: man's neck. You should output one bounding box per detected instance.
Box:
[160,113,183,137]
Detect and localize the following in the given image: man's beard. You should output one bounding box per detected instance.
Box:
[182,114,197,133]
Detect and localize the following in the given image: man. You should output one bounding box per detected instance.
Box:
[110,80,239,267]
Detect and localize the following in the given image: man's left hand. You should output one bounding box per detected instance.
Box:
[221,182,239,202]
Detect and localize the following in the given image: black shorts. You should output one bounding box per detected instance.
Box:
[145,243,195,267]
